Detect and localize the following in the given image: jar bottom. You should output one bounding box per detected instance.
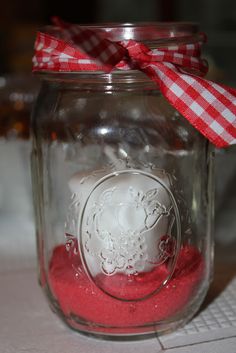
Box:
[45,243,207,337]
[46,288,208,339]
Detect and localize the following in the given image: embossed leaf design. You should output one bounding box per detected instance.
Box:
[99,187,115,205]
[98,230,111,240]
[101,261,116,275]
[100,248,115,261]
[144,188,159,201]
[128,186,144,205]
[158,235,176,258]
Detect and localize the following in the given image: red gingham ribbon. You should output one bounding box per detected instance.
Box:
[33,19,236,148]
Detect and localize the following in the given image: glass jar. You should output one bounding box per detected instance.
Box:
[31,23,214,338]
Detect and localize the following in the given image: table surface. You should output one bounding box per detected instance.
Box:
[0,242,236,353]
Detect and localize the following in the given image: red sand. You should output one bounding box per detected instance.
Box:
[48,244,204,327]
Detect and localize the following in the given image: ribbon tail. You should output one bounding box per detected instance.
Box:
[142,62,236,148]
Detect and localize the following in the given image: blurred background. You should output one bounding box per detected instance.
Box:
[0,0,236,270]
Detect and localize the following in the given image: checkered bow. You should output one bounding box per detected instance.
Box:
[33,18,236,148]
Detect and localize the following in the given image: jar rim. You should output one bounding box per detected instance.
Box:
[42,21,199,42]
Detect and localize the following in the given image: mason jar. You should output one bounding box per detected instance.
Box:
[31,23,214,338]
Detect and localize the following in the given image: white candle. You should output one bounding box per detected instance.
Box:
[68,165,174,278]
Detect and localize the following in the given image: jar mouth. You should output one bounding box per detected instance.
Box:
[42,22,199,43]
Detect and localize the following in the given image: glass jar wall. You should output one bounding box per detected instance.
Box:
[31,24,214,338]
